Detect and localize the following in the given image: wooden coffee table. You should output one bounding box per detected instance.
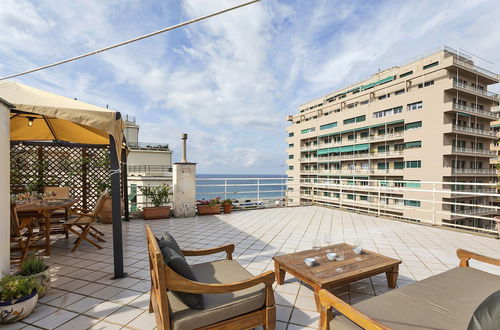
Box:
[272,243,401,312]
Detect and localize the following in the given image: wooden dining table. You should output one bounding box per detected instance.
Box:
[16,198,77,256]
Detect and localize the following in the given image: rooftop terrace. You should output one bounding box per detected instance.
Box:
[9,206,500,329]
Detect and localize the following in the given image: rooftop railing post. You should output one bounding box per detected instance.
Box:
[432,183,437,225]
[377,181,381,216]
[257,179,260,205]
[224,179,227,200]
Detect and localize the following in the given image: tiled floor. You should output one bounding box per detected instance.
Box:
[10,206,500,329]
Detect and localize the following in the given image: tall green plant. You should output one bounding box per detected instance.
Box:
[18,254,49,276]
[139,185,171,207]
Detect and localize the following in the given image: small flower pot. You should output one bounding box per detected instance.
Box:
[33,268,51,298]
[143,206,171,220]
[197,204,221,215]
[0,291,38,324]
[223,204,232,214]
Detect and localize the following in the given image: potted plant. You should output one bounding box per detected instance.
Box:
[0,275,39,324]
[139,185,171,220]
[222,199,233,214]
[17,254,50,298]
[197,197,221,215]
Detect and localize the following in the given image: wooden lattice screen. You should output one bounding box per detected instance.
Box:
[10,143,111,209]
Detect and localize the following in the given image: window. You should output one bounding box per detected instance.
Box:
[288,143,294,148]
[288,166,294,170]
[394,143,404,151]
[423,61,439,70]
[378,94,389,100]
[344,115,366,125]
[373,106,403,118]
[394,161,405,169]
[404,200,421,207]
[348,134,355,141]
[418,80,434,88]
[378,145,389,152]
[288,155,294,159]
[301,127,315,134]
[334,193,340,198]
[394,126,404,132]
[360,195,368,201]
[360,100,369,105]
[400,70,413,78]
[347,194,355,200]
[407,101,423,111]
[378,129,386,135]
[289,132,294,137]
[405,181,421,188]
[320,122,337,130]
[405,141,422,149]
[395,89,405,95]
[405,121,422,130]
[378,162,388,169]
[360,132,369,138]
[406,160,421,168]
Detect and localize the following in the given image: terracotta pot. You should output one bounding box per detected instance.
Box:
[143,206,171,220]
[223,204,232,214]
[0,291,38,324]
[98,196,124,224]
[197,204,221,215]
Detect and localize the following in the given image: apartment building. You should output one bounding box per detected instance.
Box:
[286,46,500,231]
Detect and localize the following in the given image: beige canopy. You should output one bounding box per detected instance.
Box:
[0,81,124,157]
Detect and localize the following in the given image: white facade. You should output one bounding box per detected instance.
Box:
[0,101,10,275]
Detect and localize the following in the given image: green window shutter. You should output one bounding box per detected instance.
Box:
[317,148,330,155]
[340,145,354,152]
[378,129,386,135]
[423,61,439,70]
[406,160,421,168]
[360,195,368,201]
[288,155,294,159]
[347,194,355,200]
[405,182,421,188]
[348,134,355,140]
[400,70,413,78]
[377,162,388,169]
[394,161,405,169]
[404,200,421,207]
[377,145,389,152]
[360,132,369,138]
[289,132,294,137]
[301,129,309,134]
[405,141,422,149]
[320,122,337,130]
[394,126,404,132]
[356,115,366,122]
[405,121,422,130]
[353,144,370,151]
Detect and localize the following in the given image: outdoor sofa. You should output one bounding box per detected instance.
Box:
[319,249,500,329]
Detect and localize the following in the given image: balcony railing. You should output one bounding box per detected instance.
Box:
[451,168,497,174]
[451,125,496,137]
[453,57,499,80]
[453,81,498,98]
[318,133,405,148]
[128,142,170,150]
[451,147,497,156]
[128,165,173,175]
[451,103,498,119]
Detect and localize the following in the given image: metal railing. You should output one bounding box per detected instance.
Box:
[196,177,287,209]
[318,133,405,148]
[451,147,497,155]
[453,57,498,80]
[289,178,499,235]
[128,142,170,150]
[451,125,496,137]
[128,165,173,175]
[451,168,497,174]
[453,81,498,98]
[451,103,498,119]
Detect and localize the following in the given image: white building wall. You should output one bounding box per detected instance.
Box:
[0,103,10,275]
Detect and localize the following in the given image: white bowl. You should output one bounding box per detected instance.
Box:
[304,257,316,267]
[326,252,337,261]
[353,247,363,255]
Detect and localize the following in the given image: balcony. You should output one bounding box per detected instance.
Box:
[452,81,498,100]
[300,145,317,151]
[128,141,170,150]
[450,168,497,175]
[319,133,404,148]
[451,207,495,218]
[128,164,173,176]
[450,124,496,138]
[449,146,497,156]
[452,57,499,81]
[449,102,498,120]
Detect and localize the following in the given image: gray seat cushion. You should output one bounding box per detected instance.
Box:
[468,290,500,330]
[168,260,265,330]
[331,267,500,330]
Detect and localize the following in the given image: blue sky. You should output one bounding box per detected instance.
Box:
[1,0,499,174]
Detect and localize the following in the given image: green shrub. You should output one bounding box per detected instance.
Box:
[18,254,49,276]
[0,275,38,302]
[139,184,171,207]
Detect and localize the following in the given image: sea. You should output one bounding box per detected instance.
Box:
[196,174,286,202]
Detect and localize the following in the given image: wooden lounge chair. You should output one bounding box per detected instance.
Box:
[319,249,500,329]
[146,225,276,330]
[64,190,108,252]
[10,203,44,265]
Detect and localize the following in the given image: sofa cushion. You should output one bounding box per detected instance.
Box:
[468,290,500,330]
[158,232,183,256]
[157,240,204,310]
[330,267,500,330]
[168,260,265,330]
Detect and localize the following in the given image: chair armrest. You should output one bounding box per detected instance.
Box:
[68,211,97,219]
[165,266,275,294]
[182,244,235,260]
[319,289,391,330]
[457,249,500,267]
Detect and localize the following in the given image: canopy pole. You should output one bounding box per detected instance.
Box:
[121,146,130,222]
[110,134,125,279]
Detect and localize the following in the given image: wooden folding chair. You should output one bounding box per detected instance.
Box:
[42,186,72,237]
[64,190,108,252]
[10,203,44,266]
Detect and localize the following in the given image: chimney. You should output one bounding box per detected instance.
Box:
[181,133,188,163]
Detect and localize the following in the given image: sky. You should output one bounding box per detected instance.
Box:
[1,0,500,174]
